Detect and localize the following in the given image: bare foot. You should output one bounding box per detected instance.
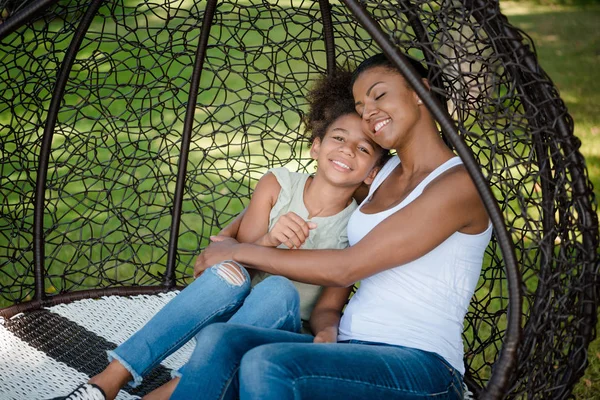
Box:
[143,378,180,400]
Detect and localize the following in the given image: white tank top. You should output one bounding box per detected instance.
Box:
[338,156,492,375]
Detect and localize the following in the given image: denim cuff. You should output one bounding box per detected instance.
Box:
[107,349,143,387]
[171,368,183,380]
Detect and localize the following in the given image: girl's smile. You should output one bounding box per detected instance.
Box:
[310,113,382,187]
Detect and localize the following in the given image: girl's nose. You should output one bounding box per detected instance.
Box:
[338,143,355,157]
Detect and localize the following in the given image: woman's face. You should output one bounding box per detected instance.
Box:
[352,66,422,150]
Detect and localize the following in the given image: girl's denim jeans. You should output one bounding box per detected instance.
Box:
[107,261,301,390]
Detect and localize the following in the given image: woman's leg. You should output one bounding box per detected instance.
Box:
[170,323,313,400]
[88,261,252,399]
[239,341,464,400]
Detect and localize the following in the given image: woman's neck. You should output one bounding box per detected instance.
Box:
[395,120,455,175]
[302,174,355,219]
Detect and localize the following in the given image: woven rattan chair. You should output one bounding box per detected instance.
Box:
[0,0,598,398]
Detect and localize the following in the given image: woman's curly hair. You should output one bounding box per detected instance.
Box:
[304,69,356,143]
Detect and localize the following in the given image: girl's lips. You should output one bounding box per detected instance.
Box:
[331,159,351,171]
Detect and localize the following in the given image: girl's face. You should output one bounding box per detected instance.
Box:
[310,113,381,187]
[352,66,422,150]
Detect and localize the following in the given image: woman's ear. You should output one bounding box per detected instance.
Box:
[363,165,381,185]
[415,78,431,105]
[309,137,321,160]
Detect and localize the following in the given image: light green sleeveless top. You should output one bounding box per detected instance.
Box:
[252,167,357,325]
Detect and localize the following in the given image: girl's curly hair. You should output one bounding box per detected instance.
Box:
[303,69,356,143]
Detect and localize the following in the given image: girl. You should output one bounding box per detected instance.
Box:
[190,52,492,400]
[53,71,387,400]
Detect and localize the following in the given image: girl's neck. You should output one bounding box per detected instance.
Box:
[302,174,355,219]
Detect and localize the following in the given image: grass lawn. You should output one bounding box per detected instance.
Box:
[500,1,600,397]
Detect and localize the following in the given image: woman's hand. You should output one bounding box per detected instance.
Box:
[313,326,338,343]
[194,237,240,278]
[255,212,317,249]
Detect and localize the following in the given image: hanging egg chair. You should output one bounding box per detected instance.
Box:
[0,0,597,398]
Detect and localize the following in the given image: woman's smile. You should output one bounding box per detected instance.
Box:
[373,118,391,133]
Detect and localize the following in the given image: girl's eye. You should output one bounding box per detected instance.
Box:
[359,147,369,154]
[333,136,344,141]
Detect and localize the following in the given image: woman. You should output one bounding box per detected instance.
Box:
[192,52,491,399]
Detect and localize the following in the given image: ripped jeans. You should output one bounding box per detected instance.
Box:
[107,261,301,395]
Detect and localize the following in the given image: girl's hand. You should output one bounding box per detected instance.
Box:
[313,326,338,343]
[257,212,317,249]
[194,237,240,278]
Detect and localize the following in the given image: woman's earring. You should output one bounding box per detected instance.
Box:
[417,99,423,105]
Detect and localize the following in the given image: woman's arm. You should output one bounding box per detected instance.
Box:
[310,286,353,343]
[195,167,489,286]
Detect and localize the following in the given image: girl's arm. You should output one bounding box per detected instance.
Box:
[194,172,316,276]
[195,167,489,286]
[310,286,353,343]
[213,208,247,240]
[193,173,278,278]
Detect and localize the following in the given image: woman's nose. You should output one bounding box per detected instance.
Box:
[362,101,377,120]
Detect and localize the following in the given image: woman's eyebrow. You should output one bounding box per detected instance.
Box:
[354,81,384,106]
[366,81,384,96]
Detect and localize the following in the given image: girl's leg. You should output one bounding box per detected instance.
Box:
[141,276,301,400]
[228,275,301,331]
[239,342,464,400]
[88,261,252,399]
[170,323,313,400]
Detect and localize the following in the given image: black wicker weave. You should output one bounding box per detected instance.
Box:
[0,0,598,398]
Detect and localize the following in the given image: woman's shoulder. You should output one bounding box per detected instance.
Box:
[421,162,476,200]
[422,163,489,232]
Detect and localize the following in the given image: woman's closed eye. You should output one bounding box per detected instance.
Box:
[375,92,386,100]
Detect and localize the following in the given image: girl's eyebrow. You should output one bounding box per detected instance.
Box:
[354,81,384,106]
[361,140,376,150]
[331,127,349,133]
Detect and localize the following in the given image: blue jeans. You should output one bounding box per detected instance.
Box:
[175,323,464,400]
[108,262,301,390]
